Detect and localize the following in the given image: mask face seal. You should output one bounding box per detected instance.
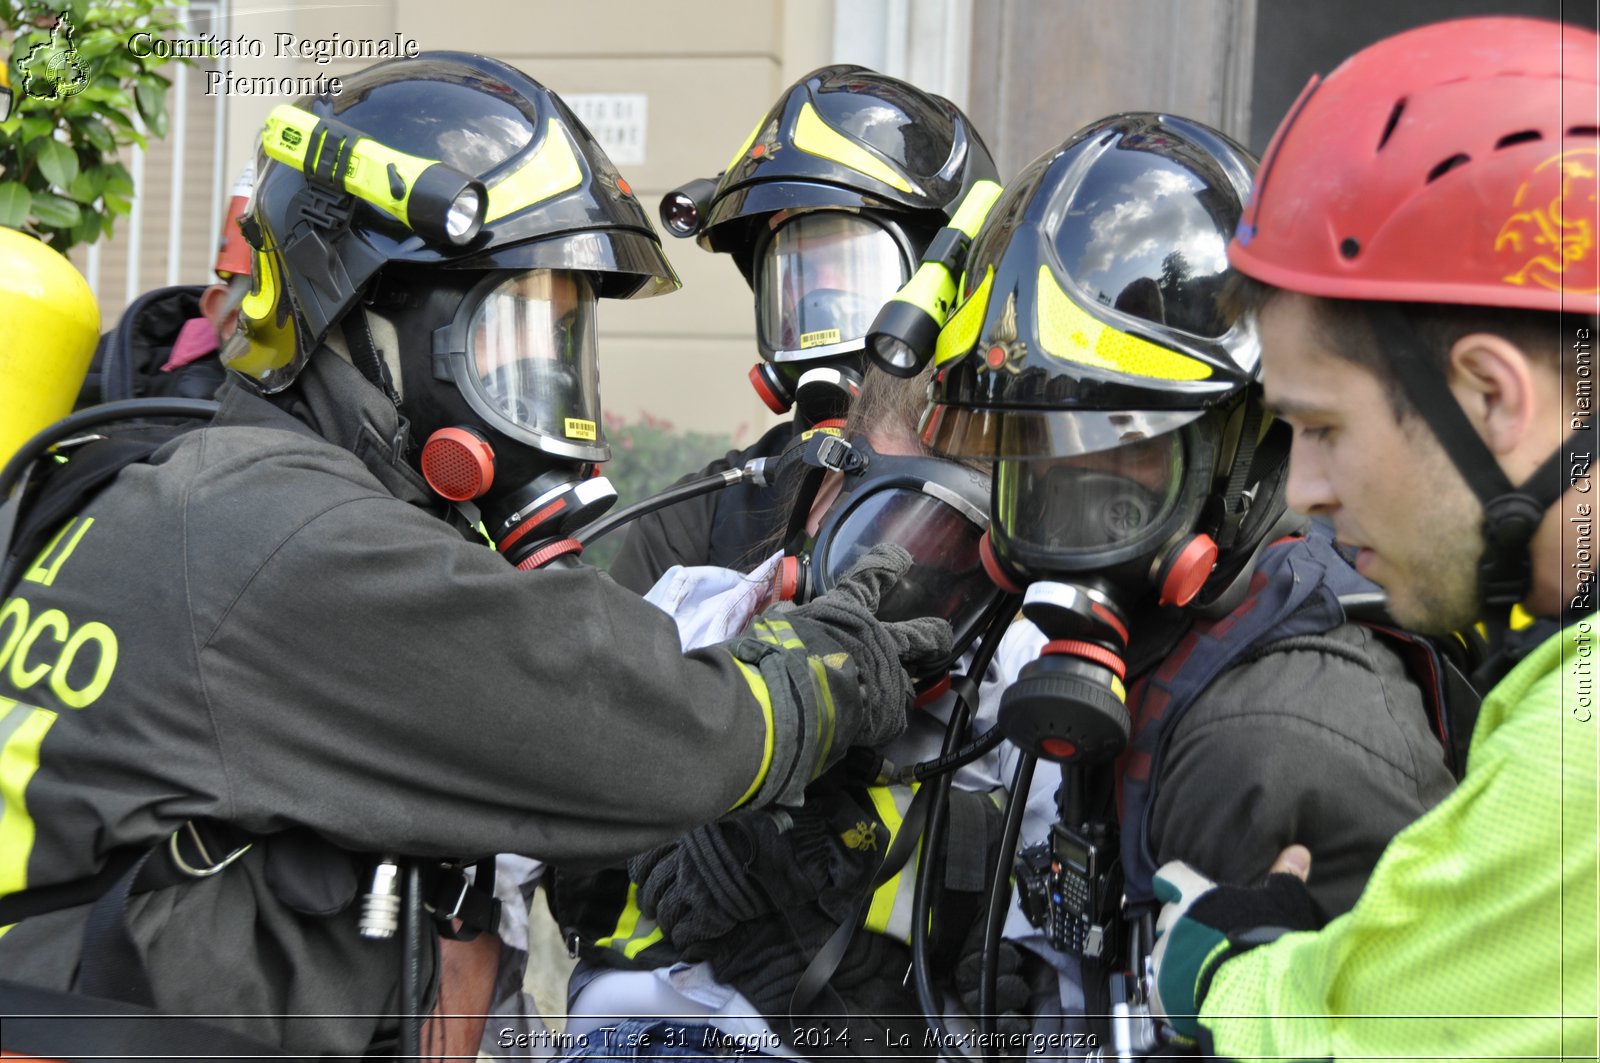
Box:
[432,269,607,464]
[778,434,1003,680]
[989,423,1217,589]
[756,213,909,363]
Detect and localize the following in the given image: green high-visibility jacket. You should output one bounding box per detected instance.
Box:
[1201,619,1599,1061]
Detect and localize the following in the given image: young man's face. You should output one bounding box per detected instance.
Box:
[1257,293,1485,635]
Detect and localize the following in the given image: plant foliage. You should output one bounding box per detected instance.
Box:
[1,0,187,252]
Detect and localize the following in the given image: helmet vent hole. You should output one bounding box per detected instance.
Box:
[1377,99,1406,151]
[1425,154,1472,184]
[1569,126,1600,138]
[1495,130,1543,150]
[1339,238,1361,259]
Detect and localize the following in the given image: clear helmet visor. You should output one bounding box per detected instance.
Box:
[756,214,907,361]
[464,270,602,450]
[994,431,1186,557]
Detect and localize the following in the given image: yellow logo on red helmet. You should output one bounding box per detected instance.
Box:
[1494,148,1600,296]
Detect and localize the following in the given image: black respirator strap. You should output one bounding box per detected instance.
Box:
[340,310,403,409]
[777,429,866,555]
[1367,305,1572,630]
[1215,399,1265,550]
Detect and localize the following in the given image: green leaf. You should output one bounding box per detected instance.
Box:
[71,211,102,246]
[73,114,116,153]
[19,115,54,142]
[33,139,78,190]
[0,182,33,228]
[66,167,103,202]
[135,77,167,136]
[81,85,134,110]
[99,162,133,196]
[30,191,82,228]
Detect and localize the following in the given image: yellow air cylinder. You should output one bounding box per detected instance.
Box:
[0,226,101,467]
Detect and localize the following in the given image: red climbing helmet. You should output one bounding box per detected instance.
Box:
[1229,16,1600,314]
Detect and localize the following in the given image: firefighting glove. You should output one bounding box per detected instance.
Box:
[785,543,953,747]
[631,807,832,952]
[1148,861,1319,1042]
[953,928,1043,1043]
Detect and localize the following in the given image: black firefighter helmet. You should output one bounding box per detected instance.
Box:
[671,65,998,378]
[223,52,678,469]
[925,113,1289,605]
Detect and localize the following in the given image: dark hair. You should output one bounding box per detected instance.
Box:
[1224,272,1593,420]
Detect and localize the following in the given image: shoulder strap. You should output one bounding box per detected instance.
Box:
[1120,536,1351,906]
[1357,621,1482,779]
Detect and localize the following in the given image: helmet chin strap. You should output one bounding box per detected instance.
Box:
[1366,305,1590,642]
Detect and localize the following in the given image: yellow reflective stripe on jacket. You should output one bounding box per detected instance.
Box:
[595,882,666,961]
[863,783,920,942]
[728,656,775,810]
[806,656,837,782]
[753,617,805,650]
[0,696,58,939]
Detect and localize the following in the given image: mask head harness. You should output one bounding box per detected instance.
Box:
[770,425,1006,694]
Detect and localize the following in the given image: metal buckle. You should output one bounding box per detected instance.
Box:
[167,821,252,878]
[434,874,471,921]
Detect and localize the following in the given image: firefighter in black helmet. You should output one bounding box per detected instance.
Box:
[0,53,949,1059]
[607,65,999,593]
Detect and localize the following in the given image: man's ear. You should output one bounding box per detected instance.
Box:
[198,282,233,332]
[1448,333,1550,460]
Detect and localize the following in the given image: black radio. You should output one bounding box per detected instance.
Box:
[1015,821,1123,963]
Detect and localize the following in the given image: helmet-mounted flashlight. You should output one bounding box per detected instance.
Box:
[261,104,488,248]
[866,179,1003,377]
[658,175,720,238]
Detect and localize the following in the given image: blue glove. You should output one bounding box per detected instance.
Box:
[1148,860,1319,1041]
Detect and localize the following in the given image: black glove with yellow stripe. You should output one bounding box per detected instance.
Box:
[784,543,953,747]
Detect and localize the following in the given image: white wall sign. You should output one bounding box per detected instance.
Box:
[563,93,649,167]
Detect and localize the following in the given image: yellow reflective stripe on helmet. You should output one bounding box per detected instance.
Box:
[1035,265,1212,381]
[807,656,838,782]
[793,102,913,194]
[728,656,776,810]
[935,266,994,367]
[485,119,584,223]
[726,116,765,175]
[863,783,919,939]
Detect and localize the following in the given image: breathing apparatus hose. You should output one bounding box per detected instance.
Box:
[0,399,221,502]
[401,862,423,1060]
[889,597,1020,787]
[572,459,768,547]
[906,600,1018,1050]
[910,698,970,1055]
[979,753,1037,1058]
